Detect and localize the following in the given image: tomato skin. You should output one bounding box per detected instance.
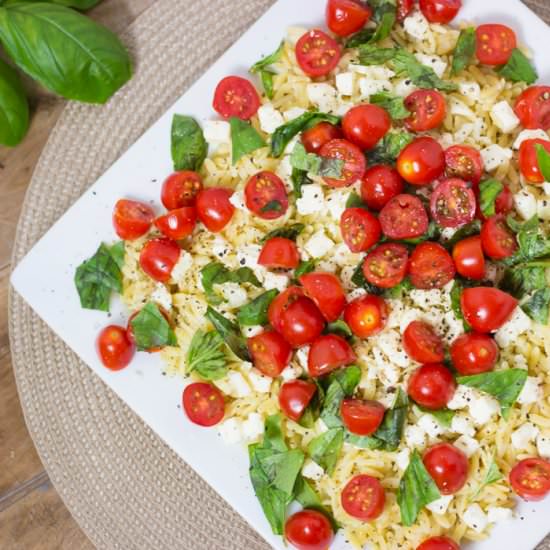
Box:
[452,235,485,280]
[341,475,385,520]
[450,332,499,375]
[213,76,260,120]
[320,139,367,188]
[341,399,385,436]
[405,90,447,132]
[343,104,391,151]
[476,24,517,66]
[460,287,518,333]
[299,272,347,323]
[430,178,476,228]
[161,171,203,210]
[326,0,372,37]
[510,458,550,501]
[403,321,445,364]
[96,325,136,371]
[423,443,469,495]
[279,380,317,422]
[361,165,404,211]
[419,0,461,23]
[281,297,326,348]
[258,237,300,269]
[245,171,289,220]
[397,0,414,21]
[417,536,460,550]
[182,382,225,427]
[519,139,550,184]
[480,215,518,260]
[379,194,429,240]
[445,145,484,184]
[247,330,292,377]
[409,242,456,290]
[515,86,550,130]
[154,207,197,240]
[308,334,356,377]
[494,184,514,216]
[139,238,181,282]
[296,29,341,78]
[344,294,388,338]
[340,207,382,253]
[408,364,456,410]
[196,187,235,232]
[302,122,343,154]
[113,199,155,241]
[397,137,445,186]
[363,243,409,289]
[284,510,334,550]
[268,286,305,334]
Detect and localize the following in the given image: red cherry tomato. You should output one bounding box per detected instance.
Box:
[342,104,391,151]
[515,86,550,130]
[113,199,154,241]
[480,215,518,260]
[361,165,405,211]
[247,330,292,377]
[326,0,372,37]
[494,184,514,216]
[445,145,484,185]
[379,194,429,240]
[213,76,260,120]
[397,0,414,21]
[341,475,385,520]
[308,334,356,377]
[341,399,385,436]
[268,286,305,334]
[403,320,445,364]
[96,325,135,371]
[196,187,235,232]
[126,307,171,353]
[430,178,476,228]
[408,364,456,410]
[452,235,485,280]
[299,272,347,323]
[409,242,456,289]
[281,297,326,348]
[302,122,343,154]
[423,443,469,495]
[417,536,460,550]
[475,24,517,66]
[154,207,197,240]
[161,171,203,210]
[296,29,341,78]
[510,458,550,501]
[285,510,334,550]
[405,90,447,132]
[182,382,225,427]
[245,171,288,220]
[519,139,550,184]
[344,294,388,338]
[320,139,367,188]
[450,332,499,375]
[397,137,445,186]
[419,0,461,23]
[340,207,382,253]
[258,237,300,269]
[139,238,181,282]
[460,287,518,333]
[363,243,409,289]
[279,379,317,422]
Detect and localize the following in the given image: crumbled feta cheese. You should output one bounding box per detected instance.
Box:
[513,129,549,149]
[304,230,335,259]
[281,364,303,381]
[517,377,542,405]
[332,102,354,117]
[511,422,539,450]
[464,504,488,533]
[302,459,324,481]
[151,283,172,311]
[426,495,453,515]
[283,107,307,121]
[225,371,252,398]
[538,198,550,220]
[495,307,532,348]
[418,415,444,438]
[441,311,465,345]
[340,266,357,291]
[203,120,231,144]
[237,245,263,274]
[229,190,246,211]
[487,506,513,523]
[490,101,520,133]
[376,330,410,367]
[393,78,417,97]
[171,251,193,283]
[447,385,475,410]
[347,288,368,302]
[242,325,263,338]
[336,72,354,96]
[396,448,411,471]
[307,83,338,112]
[332,243,358,267]
[469,394,500,425]
[458,81,481,102]
[358,77,392,98]
[415,54,447,78]
[217,282,248,308]
[404,11,431,41]
[326,189,350,220]
[218,418,243,444]
[398,308,426,334]
[405,425,426,448]
[242,413,265,442]
[450,98,476,120]
[480,145,513,171]
[248,369,272,394]
[263,272,290,292]
[451,415,476,437]
[295,346,310,370]
[296,184,327,216]
[211,236,230,259]
[258,104,284,134]
[514,190,538,220]
[410,289,444,309]
[454,435,480,457]
[536,434,550,459]
[287,26,308,46]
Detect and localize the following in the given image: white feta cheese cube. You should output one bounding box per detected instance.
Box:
[302,459,325,481]
[459,81,481,102]
[410,289,444,309]
[326,189,350,220]
[229,190,247,211]
[336,72,354,96]
[263,272,290,292]
[237,245,263,272]
[538,198,550,220]
[464,504,488,533]
[415,54,447,78]
[376,330,410,367]
[203,120,231,144]
[281,364,303,381]
[211,236,230,259]
[450,98,476,120]
[451,414,476,437]
[394,78,418,97]
[248,369,272,394]
[517,377,542,405]
[295,346,310,370]
[242,325,263,338]
[307,83,338,112]
[404,11,431,41]
[480,145,513,171]
[495,308,532,348]
[283,107,307,121]
[426,495,453,515]
[536,434,550,459]
[170,251,193,283]
[512,422,539,450]
[454,435,480,457]
[447,385,475,410]
[358,77,392,98]
[218,418,243,444]
[490,101,520,133]
[396,448,411,471]
[258,104,284,134]
[513,129,549,149]
[405,425,426,448]
[418,415,444,438]
[217,282,248,308]
[242,413,265,442]
[469,394,500,425]
[296,184,327,216]
[514,190,538,220]
[304,230,335,259]
[226,371,252,398]
[487,506,513,523]
[151,283,172,311]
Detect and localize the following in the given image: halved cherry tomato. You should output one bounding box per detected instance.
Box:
[97,325,135,371]
[320,139,367,188]
[340,207,382,253]
[196,187,235,232]
[299,272,347,322]
[361,165,404,211]
[213,76,260,120]
[379,194,429,240]
[161,171,203,210]
[430,178,476,228]
[460,287,518,333]
[452,235,485,280]
[302,122,343,154]
[344,294,388,338]
[154,207,197,240]
[363,243,409,289]
[248,330,292,377]
[341,475,385,520]
[450,332,499,375]
[417,537,460,550]
[519,139,550,184]
[341,399,385,436]
[113,199,155,240]
[492,184,514,216]
[308,334,356,377]
[285,510,334,550]
[139,238,181,282]
[326,0,372,37]
[296,29,341,78]
[515,86,550,130]
[268,286,305,333]
[409,242,456,289]
[279,379,317,422]
[183,382,225,427]
[445,145,484,185]
[245,171,288,220]
[342,104,391,151]
[475,24,516,66]
[424,443,469,495]
[408,364,456,410]
[397,0,414,21]
[127,307,171,353]
[480,215,517,260]
[419,0,461,23]
[510,458,550,501]
[397,137,445,186]
[403,320,445,364]
[405,90,447,132]
[259,237,300,269]
[281,297,326,348]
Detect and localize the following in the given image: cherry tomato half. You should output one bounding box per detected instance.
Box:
[423,443,469,495]
[403,320,445,364]
[430,178,476,228]
[519,139,550,184]
[445,145,484,185]
[308,334,356,377]
[341,399,385,436]
[302,122,343,154]
[480,215,518,260]
[161,171,203,210]
[248,330,292,377]
[258,237,300,269]
[397,0,414,21]
[285,510,334,550]
[279,379,317,422]
[476,24,516,66]
[268,286,305,334]
[245,171,288,220]
[419,0,461,23]
[405,90,447,132]
[96,325,135,371]
[460,287,518,333]
[213,76,260,120]
[450,332,499,375]
[299,272,347,323]
[340,207,382,253]
[196,187,235,232]
[326,0,372,37]
[510,458,550,501]
[361,165,404,211]
[154,207,197,240]
[139,238,181,282]
[113,199,155,241]
[409,242,456,290]
[320,139,367,188]
[452,235,485,280]
[397,137,445,186]
[379,194,429,240]
[417,536,460,550]
[363,243,409,289]
[343,104,391,151]
[515,86,550,131]
[281,297,326,348]
[344,294,388,338]
[296,29,341,78]
[408,364,456,410]
[341,475,385,520]
[183,382,225,427]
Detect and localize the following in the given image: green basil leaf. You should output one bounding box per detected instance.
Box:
[497,48,538,85]
[250,41,284,73]
[294,259,317,278]
[237,290,279,326]
[503,216,550,267]
[350,260,385,295]
[171,114,207,171]
[290,142,343,178]
[397,221,440,245]
[307,428,344,475]
[201,262,261,305]
[0,56,29,146]
[130,302,177,351]
[444,220,482,249]
[479,179,504,218]
[262,223,305,243]
[346,28,375,48]
[535,143,550,182]
[384,277,413,299]
[345,191,367,209]
[206,306,250,361]
[522,288,550,324]
[0,3,131,103]
[260,70,275,99]
[368,0,396,44]
[230,116,266,164]
[186,329,227,380]
[294,476,340,531]
[367,131,414,164]
[325,320,353,340]
[263,413,288,452]
[471,459,503,500]
[358,45,396,66]
[450,280,470,330]
[320,366,361,428]
[451,27,476,76]
[370,92,409,120]
[417,406,456,428]
[500,265,548,299]
[109,241,126,270]
[291,168,313,198]
[261,200,284,214]
[27,0,103,8]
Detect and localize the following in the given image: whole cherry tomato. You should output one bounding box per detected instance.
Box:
[113,199,155,240]
[343,104,391,150]
[514,86,550,130]
[279,379,317,422]
[510,458,550,501]
[299,272,347,322]
[341,399,385,436]
[247,330,292,377]
[340,207,382,253]
[139,238,181,282]
[284,510,334,550]
[408,364,456,410]
[326,0,372,37]
[403,321,445,364]
[344,294,388,338]
[213,76,260,120]
[361,165,404,211]
[302,122,343,154]
[308,334,356,377]
[450,332,499,375]
[154,207,197,240]
[161,171,203,209]
[419,0,461,23]
[423,443,469,495]
[183,382,225,427]
[452,235,485,280]
[460,287,517,333]
[341,475,385,520]
[281,297,326,348]
[296,29,341,78]
[397,137,445,185]
[268,286,305,334]
[96,325,136,371]
[258,237,300,269]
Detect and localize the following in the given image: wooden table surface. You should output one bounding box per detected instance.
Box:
[0,1,154,547]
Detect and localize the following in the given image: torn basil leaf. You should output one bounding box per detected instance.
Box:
[367,131,414,164]
[171,114,207,171]
[262,223,305,243]
[186,329,227,380]
[451,27,476,76]
[498,49,538,85]
[370,92,409,120]
[295,259,317,278]
[230,116,266,164]
[290,142,343,178]
[535,143,550,182]
[522,288,550,324]
[201,262,261,305]
[206,306,251,361]
[129,302,177,351]
[325,319,353,340]
[479,179,504,218]
[237,290,279,327]
[307,428,344,475]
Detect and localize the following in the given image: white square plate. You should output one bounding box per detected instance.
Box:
[10,0,550,548]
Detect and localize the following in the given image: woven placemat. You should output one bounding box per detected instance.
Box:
[8,1,550,549]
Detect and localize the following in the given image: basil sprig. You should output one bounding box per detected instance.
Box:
[186,329,227,380]
[290,142,343,178]
[471,459,503,500]
[129,302,177,351]
[307,428,344,475]
[236,290,279,326]
[206,306,250,361]
[201,261,261,305]
[230,116,266,164]
[497,49,538,85]
[0,57,29,146]
[451,27,476,76]
[479,179,504,218]
[171,114,207,171]
[250,41,284,99]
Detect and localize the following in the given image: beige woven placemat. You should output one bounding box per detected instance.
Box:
[8,1,550,549]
